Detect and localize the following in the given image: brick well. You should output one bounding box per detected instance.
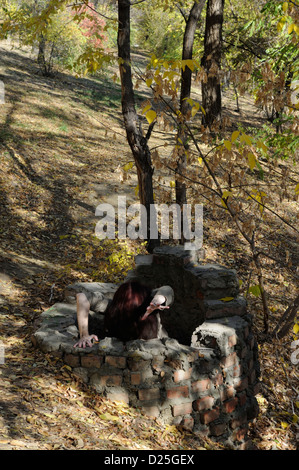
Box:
[33,246,260,450]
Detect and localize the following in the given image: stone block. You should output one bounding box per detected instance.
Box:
[204,297,247,319]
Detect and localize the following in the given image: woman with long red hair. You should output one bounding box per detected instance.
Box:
[74,281,174,348]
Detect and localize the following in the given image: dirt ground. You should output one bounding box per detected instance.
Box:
[0,40,298,451]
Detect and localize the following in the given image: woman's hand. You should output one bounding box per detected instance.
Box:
[140,295,169,321]
[74,334,98,349]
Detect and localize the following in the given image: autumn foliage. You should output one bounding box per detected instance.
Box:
[71,2,106,50]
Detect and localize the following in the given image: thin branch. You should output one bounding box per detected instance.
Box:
[244,190,299,234]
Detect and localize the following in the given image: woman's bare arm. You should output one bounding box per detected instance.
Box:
[74,293,98,348]
[140,286,174,321]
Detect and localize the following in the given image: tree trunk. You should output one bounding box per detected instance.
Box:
[201,0,224,129]
[37,34,47,75]
[117,0,159,252]
[176,0,206,242]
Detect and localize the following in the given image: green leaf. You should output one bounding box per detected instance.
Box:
[248,285,261,297]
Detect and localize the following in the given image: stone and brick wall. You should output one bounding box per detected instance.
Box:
[32,246,260,449]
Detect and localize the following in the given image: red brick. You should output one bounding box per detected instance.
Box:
[220,385,235,402]
[220,352,237,368]
[191,378,211,393]
[173,368,192,383]
[200,408,220,424]
[181,417,194,431]
[105,355,126,368]
[64,354,80,368]
[233,364,242,377]
[213,372,223,386]
[138,388,160,401]
[167,386,189,400]
[223,397,238,413]
[81,355,102,368]
[131,372,141,385]
[194,396,214,411]
[99,375,122,386]
[172,402,193,417]
[209,422,227,437]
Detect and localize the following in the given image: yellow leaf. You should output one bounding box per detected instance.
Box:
[198,157,203,166]
[185,59,195,71]
[221,199,228,209]
[134,184,139,197]
[220,297,234,302]
[145,110,157,124]
[248,153,256,170]
[100,413,119,422]
[222,190,233,199]
[277,17,287,32]
[191,103,200,117]
[294,24,299,35]
[293,323,299,334]
[169,181,175,188]
[145,78,153,87]
[257,140,268,153]
[295,183,299,195]
[241,133,252,146]
[123,162,134,171]
[280,421,289,429]
[231,130,240,142]
[282,1,288,12]
[142,104,152,114]
[288,23,294,34]
[224,140,232,150]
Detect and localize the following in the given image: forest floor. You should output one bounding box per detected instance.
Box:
[0,40,298,451]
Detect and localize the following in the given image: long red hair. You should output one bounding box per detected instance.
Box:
[104,282,157,341]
